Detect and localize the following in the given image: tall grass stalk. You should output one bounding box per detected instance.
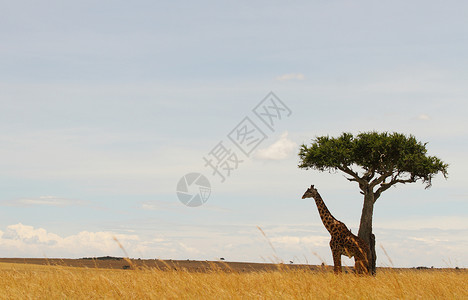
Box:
[0,262,466,299]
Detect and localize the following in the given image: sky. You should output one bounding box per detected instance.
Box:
[0,0,467,268]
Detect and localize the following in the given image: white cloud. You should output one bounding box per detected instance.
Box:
[276,73,305,81]
[4,196,84,207]
[2,223,62,245]
[0,223,234,260]
[374,227,468,268]
[270,235,329,247]
[140,200,180,211]
[377,216,468,231]
[0,223,466,267]
[255,132,297,160]
[417,114,430,120]
[264,226,468,267]
[0,223,141,258]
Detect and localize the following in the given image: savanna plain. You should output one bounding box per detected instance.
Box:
[0,259,466,299]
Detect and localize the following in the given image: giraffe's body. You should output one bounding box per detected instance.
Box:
[302,185,370,274]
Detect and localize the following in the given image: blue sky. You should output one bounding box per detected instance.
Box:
[0,1,467,267]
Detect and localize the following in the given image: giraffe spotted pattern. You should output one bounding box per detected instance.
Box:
[302,185,370,274]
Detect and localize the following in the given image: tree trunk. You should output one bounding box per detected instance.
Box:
[358,191,376,275]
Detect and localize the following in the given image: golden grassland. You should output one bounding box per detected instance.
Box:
[0,262,466,299]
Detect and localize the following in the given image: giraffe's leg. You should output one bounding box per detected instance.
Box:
[332,250,342,274]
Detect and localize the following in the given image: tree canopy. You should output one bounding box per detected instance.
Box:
[298,132,448,200]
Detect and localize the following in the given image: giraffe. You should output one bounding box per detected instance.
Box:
[302,185,370,274]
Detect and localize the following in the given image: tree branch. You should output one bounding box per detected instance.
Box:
[344,176,359,183]
[363,168,375,181]
[374,177,415,201]
[369,171,393,189]
[339,166,361,182]
[338,165,369,193]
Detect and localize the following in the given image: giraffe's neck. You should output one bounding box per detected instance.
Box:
[312,193,338,233]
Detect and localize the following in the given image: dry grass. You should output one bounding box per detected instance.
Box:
[0,262,466,299]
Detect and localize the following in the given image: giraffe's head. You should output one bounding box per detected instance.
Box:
[302,185,319,199]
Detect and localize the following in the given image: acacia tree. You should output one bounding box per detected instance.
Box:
[298,132,448,274]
